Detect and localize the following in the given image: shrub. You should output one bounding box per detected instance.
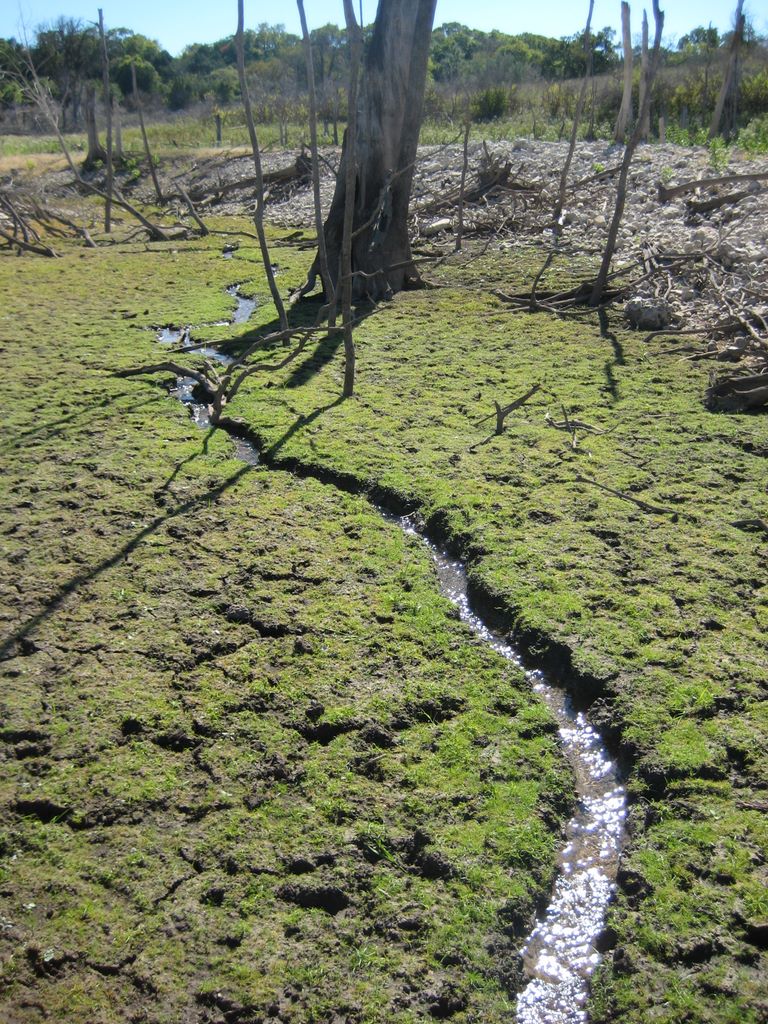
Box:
[740,70,768,121]
[471,86,508,122]
[738,113,768,154]
[168,75,197,111]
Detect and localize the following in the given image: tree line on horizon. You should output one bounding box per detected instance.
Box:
[1,14,767,141]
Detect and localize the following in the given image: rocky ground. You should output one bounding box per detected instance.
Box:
[16,138,768,370]
[113,136,768,381]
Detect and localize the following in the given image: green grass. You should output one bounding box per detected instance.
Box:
[0,214,573,1022]
[4,107,758,162]
[1,180,766,1021]
[216,240,768,1023]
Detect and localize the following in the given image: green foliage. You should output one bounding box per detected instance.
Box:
[740,69,768,120]
[112,55,161,97]
[677,24,720,55]
[429,22,616,86]
[708,135,730,172]
[206,67,239,105]
[665,122,709,147]
[167,73,198,111]
[738,112,768,153]
[471,86,508,122]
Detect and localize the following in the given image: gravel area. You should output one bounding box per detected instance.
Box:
[261,139,768,360]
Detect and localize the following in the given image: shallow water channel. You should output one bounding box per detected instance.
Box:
[155,284,627,1023]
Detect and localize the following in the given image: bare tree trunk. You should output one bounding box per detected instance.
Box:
[132,61,163,203]
[297,0,334,312]
[84,83,106,170]
[179,188,209,235]
[114,102,123,161]
[587,77,597,140]
[614,2,633,144]
[314,0,438,302]
[28,76,181,241]
[235,0,288,332]
[591,0,664,306]
[638,10,650,141]
[554,0,594,230]
[340,0,362,397]
[98,9,114,233]
[709,1,745,140]
[454,117,471,252]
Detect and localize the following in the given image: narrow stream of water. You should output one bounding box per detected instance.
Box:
[399,530,626,1024]
[154,286,627,1022]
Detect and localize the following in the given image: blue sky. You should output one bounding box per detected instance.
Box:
[1,1,760,56]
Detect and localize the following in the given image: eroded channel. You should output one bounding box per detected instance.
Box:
[406,536,627,1024]
[155,298,627,1023]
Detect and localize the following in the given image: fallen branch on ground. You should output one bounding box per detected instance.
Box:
[706,372,768,411]
[0,224,59,257]
[658,170,768,203]
[573,473,677,517]
[469,384,542,450]
[686,187,758,215]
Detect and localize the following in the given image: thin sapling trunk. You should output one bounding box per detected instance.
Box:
[132,61,163,203]
[341,0,363,397]
[614,2,633,144]
[554,0,594,232]
[98,9,114,233]
[591,0,664,306]
[455,118,471,252]
[297,0,334,314]
[235,0,288,332]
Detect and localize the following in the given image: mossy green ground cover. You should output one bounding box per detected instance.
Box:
[2,204,766,1023]
[221,249,768,1022]
[0,220,576,1022]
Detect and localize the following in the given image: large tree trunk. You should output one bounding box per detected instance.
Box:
[83,84,107,170]
[314,0,437,302]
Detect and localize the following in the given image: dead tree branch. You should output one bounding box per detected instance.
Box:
[573,473,676,516]
[455,119,471,252]
[340,0,362,397]
[469,384,542,450]
[0,223,59,257]
[132,61,163,204]
[178,188,209,236]
[97,9,114,233]
[709,0,745,140]
[295,1,334,311]
[657,170,768,203]
[590,0,664,306]
[236,0,288,332]
[614,2,633,144]
[554,0,594,230]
